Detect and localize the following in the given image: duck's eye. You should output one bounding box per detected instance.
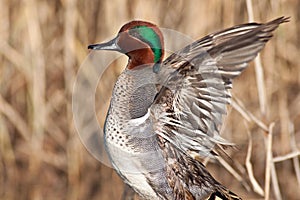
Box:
[129,26,162,63]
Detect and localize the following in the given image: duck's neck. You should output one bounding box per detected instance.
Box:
[126,48,156,70]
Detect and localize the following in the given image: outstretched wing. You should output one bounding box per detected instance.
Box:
[151,17,289,158]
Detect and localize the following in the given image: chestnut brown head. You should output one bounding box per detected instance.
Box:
[88,21,164,70]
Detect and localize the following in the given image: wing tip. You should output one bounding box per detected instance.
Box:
[269,16,290,24]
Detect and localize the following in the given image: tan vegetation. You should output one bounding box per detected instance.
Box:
[0,0,299,199]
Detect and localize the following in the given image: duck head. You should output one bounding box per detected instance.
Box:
[88,21,164,71]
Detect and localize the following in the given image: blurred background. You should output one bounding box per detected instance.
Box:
[0,0,299,199]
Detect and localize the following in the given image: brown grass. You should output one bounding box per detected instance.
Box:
[0,0,299,199]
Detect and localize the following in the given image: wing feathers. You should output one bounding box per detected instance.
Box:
[152,17,289,158]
